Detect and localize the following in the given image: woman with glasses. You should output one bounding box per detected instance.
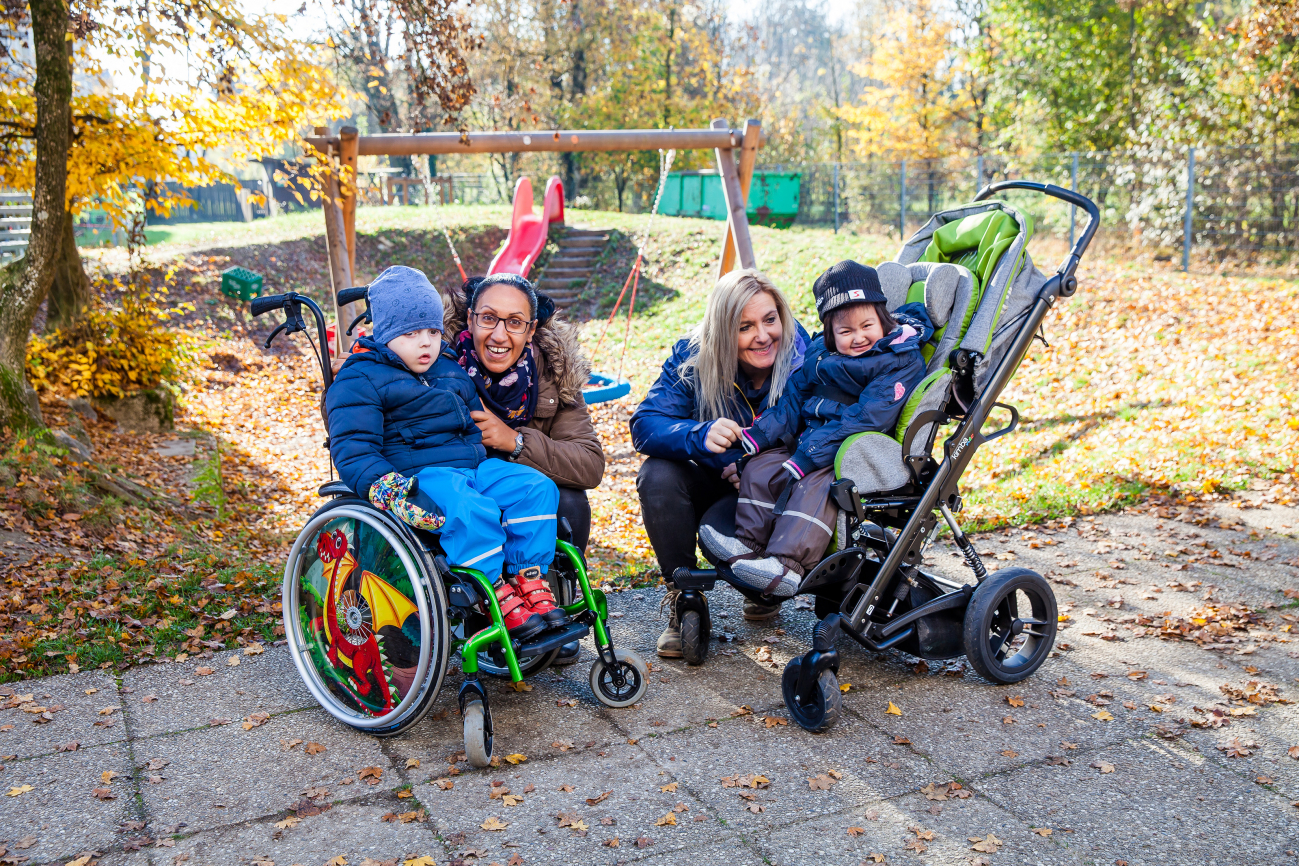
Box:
[630,269,810,657]
[446,273,606,664]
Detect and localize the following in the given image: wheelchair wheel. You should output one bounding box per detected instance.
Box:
[962,568,1057,685]
[781,656,841,733]
[283,499,450,736]
[680,610,709,666]
[589,648,649,708]
[463,563,577,678]
[463,699,493,768]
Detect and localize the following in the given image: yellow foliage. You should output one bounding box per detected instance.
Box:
[26,276,195,399]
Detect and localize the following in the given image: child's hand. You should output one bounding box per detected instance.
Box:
[369,471,414,511]
[704,418,743,454]
[721,462,740,490]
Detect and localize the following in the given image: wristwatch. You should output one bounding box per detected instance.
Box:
[509,432,525,460]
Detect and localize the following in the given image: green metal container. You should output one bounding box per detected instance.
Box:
[659,171,801,228]
[220,266,264,301]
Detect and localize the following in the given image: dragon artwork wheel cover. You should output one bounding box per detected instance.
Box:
[283,505,439,729]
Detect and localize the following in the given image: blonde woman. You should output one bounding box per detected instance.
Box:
[630,269,810,657]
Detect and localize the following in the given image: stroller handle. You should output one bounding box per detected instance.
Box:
[974,180,1099,292]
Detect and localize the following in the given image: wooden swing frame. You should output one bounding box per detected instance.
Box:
[305,117,764,354]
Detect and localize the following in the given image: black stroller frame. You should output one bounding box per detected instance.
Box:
[671,181,1101,732]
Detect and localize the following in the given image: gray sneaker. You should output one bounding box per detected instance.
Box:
[731,557,799,598]
[656,589,683,658]
[699,525,755,564]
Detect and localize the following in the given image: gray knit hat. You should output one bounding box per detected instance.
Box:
[368,266,445,344]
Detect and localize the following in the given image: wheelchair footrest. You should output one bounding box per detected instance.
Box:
[516,621,589,657]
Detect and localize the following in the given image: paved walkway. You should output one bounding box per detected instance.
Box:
[2,502,1297,866]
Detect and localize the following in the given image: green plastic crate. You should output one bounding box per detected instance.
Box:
[220,266,263,301]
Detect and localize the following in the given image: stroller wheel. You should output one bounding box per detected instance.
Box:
[963,568,1057,684]
[463,699,493,768]
[589,648,649,708]
[781,656,841,733]
[680,610,709,666]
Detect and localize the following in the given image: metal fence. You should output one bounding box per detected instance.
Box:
[762,146,1299,258]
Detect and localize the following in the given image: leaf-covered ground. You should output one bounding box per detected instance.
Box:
[2,203,1294,680]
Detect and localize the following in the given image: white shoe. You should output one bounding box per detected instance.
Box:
[731,556,798,597]
[699,525,755,563]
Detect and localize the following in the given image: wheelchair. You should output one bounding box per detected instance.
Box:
[249,287,648,765]
[670,181,1100,733]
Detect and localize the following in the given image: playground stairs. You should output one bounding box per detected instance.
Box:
[536,227,610,307]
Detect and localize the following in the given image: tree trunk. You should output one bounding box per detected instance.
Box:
[44,208,90,332]
[0,0,72,426]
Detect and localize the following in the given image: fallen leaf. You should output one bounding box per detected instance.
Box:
[660,782,678,792]
[892,736,911,745]
[405,758,420,769]
[434,779,454,790]
[1288,746,1299,760]
[1127,671,1148,680]
[808,774,836,790]
[1092,710,1115,721]
[93,786,116,799]
[304,742,326,755]
[636,835,651,848]
[507,855,523,866]
[504,753,527,764]
[885,701,902,716]
[840,683,853,693]
[920,783,948,801]
[227,656,240,667]
[969,833,1003,853]
[585,790,612,806]
[655,812,676,826]
[481,816,509,831]
[863,855,886,863]
[602,838,619,848]
[904,838,927,853]
[1001,749,1018,758]
[13,835,36,849]
[1091,761,1116,774]
[502,794,523,807]
[762,716,788,728]
[510,681,533,692]
[847,826,866,836]
[910,827,935,841]
[102,770,118,784]
[142,695,158,703]
[325,857,347,866]
[1006,696,1025,708]
[358,766,383,783]
[404,858,435,866]
[557,784,574,792]
[242,712,270,730]
[1033,827,1053,836]
[275,816,300,829]
[1218,737,1258,758]
[195,667,214,676]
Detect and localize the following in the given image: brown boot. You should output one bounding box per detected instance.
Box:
[656,589,683,658]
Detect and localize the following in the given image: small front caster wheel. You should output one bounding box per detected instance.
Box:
[962,567,1057,685]
[463,699,493,768]
[781,656,841,733]
[680,609,709,666]
[589,648,649,708]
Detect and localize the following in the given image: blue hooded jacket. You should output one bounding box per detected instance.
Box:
[630,322,811,473]
[326,336,487,498]
[742,305,933,475]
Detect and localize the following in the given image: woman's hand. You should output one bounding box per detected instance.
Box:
[704,418,743,454]
[471,407,519,452]
[721,462,740,490]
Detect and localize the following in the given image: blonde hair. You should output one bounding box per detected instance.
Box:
[680,269,797,422]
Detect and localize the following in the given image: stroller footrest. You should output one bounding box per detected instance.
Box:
[671,567,719,591]
[516,621,589,657]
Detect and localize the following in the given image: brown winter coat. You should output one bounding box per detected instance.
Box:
[444,288,605,490]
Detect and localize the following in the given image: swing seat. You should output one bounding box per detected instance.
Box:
[583,372,631,404]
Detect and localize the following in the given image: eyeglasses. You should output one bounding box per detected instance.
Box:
[471,310,533,334]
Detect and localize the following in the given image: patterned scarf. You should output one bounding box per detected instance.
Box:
[456,330,539,428]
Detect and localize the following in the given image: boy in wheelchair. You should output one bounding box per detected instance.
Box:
[701,261,931,596]
[325,265,566,642]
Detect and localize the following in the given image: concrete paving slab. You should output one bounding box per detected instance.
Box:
[161,801,442,866]
[621,831,761,865]
[0,741,135,864]
[411,742,719,866]
[635,710,934,834]
[755,791,1085,866]
[136,707,391,835]
[121,647,316,738]
[0,670,124,757]
[975,737,1299,865]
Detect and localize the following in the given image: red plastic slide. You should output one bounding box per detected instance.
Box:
[488,175,565,277]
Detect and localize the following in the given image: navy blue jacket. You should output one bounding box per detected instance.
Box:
[326,336,486,498]
[630,323,811,473]
[743,306,933,475]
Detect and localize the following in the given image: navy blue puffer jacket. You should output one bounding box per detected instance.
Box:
[630,322,811,473]
[742,306,933,475]
[326,336,486,498]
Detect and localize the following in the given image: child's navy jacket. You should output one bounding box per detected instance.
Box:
[742,306,933,475]
[326,336,487,498]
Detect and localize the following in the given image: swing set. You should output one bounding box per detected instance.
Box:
[307,118,764,403]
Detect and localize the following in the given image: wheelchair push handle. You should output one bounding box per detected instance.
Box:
[246,291,335,389]
[250,293,289,318]
[972,179,1099,297]
[337,286,368,307]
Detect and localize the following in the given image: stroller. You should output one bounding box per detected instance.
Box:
[249,287,648,765]
[670,181,1100,732]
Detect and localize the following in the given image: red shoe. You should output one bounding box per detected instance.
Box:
[512,566,569,629]
[491,580,546,640]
